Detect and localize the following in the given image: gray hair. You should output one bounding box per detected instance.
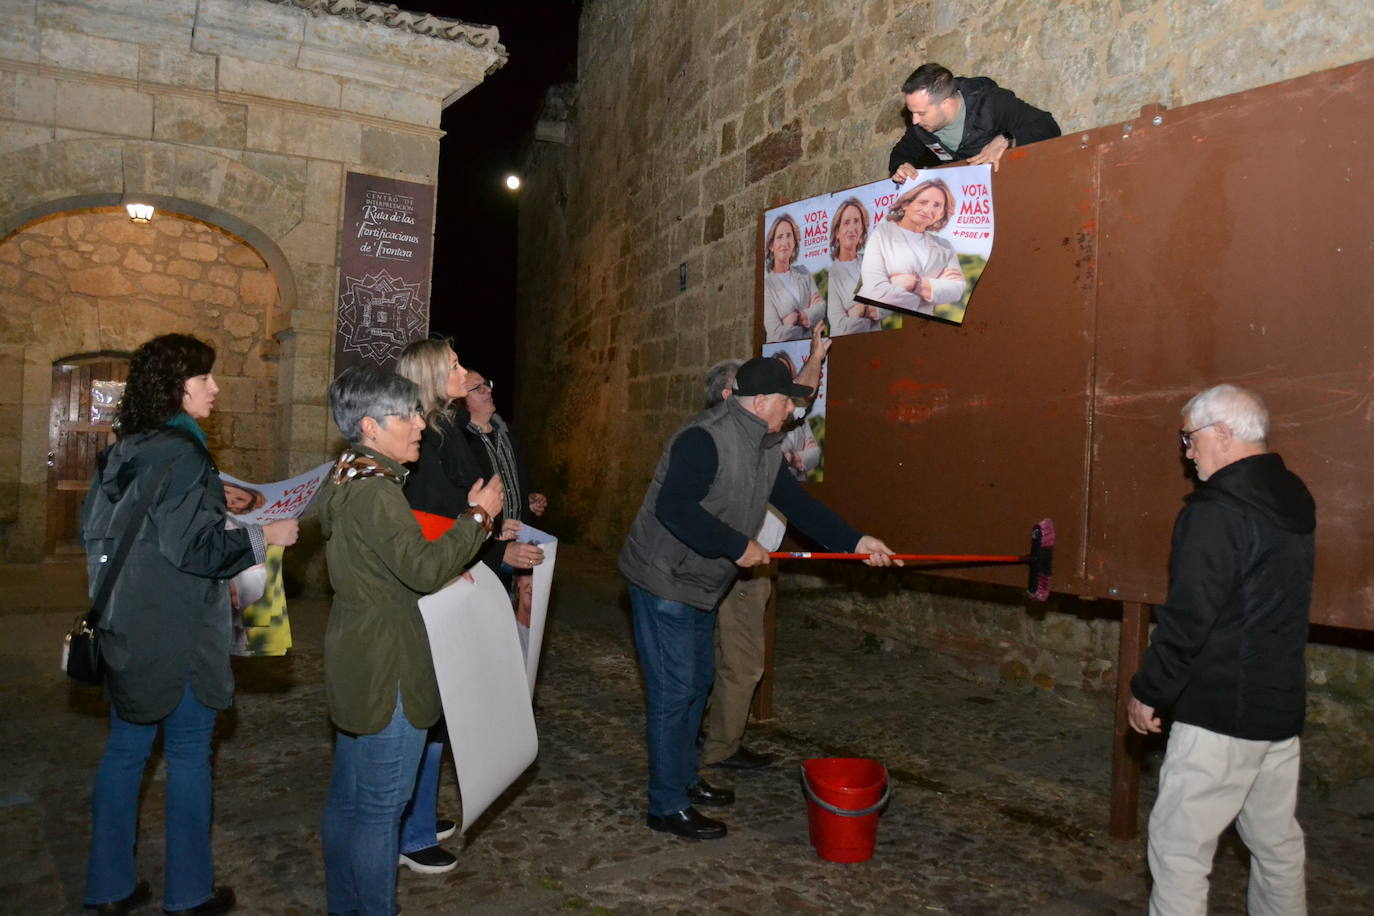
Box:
[704,358,744,406]
[1182,384,1269,443]
[329,365,419,442]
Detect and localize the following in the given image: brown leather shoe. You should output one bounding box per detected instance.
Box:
[163,886,234,915]
[86,880,151,914]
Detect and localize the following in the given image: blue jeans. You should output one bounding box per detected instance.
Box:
[322,694,426,916]
[627,582,717,816]
[398,734,444,855]
[84,682,218,910]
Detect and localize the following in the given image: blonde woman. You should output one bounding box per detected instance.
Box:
[859,178,966,316]
[392,338,537,874]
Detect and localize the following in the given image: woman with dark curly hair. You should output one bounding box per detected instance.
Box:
[81,334,298,915]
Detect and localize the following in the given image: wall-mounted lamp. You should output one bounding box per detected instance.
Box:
[125,202,155,223]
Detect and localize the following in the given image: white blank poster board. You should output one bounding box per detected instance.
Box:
[419,563,538,833]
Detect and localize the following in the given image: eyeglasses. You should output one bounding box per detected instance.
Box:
[466,380,494,394]
[384,405,422,421]
[1180,422,1215,449]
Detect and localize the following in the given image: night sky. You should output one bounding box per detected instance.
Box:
[406,1,581,420]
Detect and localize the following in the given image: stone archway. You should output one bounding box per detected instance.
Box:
[0,139,322,563]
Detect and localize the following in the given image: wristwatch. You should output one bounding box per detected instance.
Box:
[462,505,494,536]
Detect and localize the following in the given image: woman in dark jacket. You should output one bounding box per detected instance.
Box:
[81,334,298,915]
[319,366,503,914]
[392,339,542,873]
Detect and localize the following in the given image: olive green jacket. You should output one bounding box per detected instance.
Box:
[319,447,488,735]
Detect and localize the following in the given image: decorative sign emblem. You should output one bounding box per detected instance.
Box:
[337,269,427,364]
[334,172,436,373]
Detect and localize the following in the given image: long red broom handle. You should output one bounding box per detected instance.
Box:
[768,552,1025,562]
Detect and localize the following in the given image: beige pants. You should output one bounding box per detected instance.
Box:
[701,573,771,765]
[1147,722,1306,916]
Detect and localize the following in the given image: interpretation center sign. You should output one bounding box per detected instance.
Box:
[333,172,436,373]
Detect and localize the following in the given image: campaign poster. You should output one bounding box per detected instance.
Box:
[761,194,904,341]
[762,339,827,483]
[760,196,832,344]
[333,172,435,373]
[853,164,994,325]
[221,462,332,657]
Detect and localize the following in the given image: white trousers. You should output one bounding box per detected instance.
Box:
[1147,722,1306,916]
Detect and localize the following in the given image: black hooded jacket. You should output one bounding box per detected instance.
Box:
[887,76,1061,173]
[1131,453,1316,741]
[81,427,260,722]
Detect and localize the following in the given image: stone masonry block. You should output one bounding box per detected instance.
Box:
[303,159,342,225]
[192,0,304,67]
[153,95,247,149]
[359,126,438,181]
[279,221,337,268]
[237,152,306,197]
[39,26,139,80]
[3,72,57,124]
[339,80,441,128]
[54,80,151,137]
[218,55,341,110]
[0,0,41,65]
[37,0,196,50]
[138,47,216,90]
[246,107,360,162]
[172,147,228,207]
[300,16,495,93]
[121,140,178,198]
[744,118,801,184]
[0,123,52,156]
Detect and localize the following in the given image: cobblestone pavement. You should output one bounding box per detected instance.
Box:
[2,547,1371,914]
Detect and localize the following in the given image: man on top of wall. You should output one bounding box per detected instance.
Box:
[619,357,900,840]
[1128,384,1314,914]
[888,63,1061,179]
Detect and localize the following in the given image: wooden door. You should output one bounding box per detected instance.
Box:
[46,355,129,555]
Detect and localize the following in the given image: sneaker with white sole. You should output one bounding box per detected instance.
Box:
[435,818,457,842]
[398,845,457,874]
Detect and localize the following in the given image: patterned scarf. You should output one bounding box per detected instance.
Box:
[467,415,522,521]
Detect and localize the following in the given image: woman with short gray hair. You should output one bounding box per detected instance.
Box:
[318,365,504,915]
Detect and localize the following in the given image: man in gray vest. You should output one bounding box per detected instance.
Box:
[619,356,900,840]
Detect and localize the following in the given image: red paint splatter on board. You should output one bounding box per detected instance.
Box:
[887,377,949,424]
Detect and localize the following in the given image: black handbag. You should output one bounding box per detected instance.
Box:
[64,463,172,685]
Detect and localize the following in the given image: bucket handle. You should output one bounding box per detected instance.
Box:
[800,765,891,818]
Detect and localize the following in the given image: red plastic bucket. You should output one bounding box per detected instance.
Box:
[801,757,889,863]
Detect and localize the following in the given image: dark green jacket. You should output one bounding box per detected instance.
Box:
[319,447,489,735]
[81,427,260,723]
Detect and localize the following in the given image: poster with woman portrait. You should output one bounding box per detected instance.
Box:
[761,203,830,344]
[853,164,995,325]
[762,339,827,483]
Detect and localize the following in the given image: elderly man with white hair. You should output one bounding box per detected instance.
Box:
[1128,383,1315,915]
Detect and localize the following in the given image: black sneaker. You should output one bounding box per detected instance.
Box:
[435,818,457,841]
[399,845,458,874]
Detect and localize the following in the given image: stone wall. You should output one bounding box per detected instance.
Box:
[513,0,1374,726]
[0,209,278,483]
[0,0,503,562]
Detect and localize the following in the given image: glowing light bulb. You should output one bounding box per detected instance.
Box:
[504,175,521,191]
[125,202,155,223]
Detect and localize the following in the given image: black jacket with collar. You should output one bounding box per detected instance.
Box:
[887,76,1061,173]
[81,427,260,723]
[1131,452,1316,741]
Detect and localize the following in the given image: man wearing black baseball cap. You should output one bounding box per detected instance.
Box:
[619,356,901,841]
